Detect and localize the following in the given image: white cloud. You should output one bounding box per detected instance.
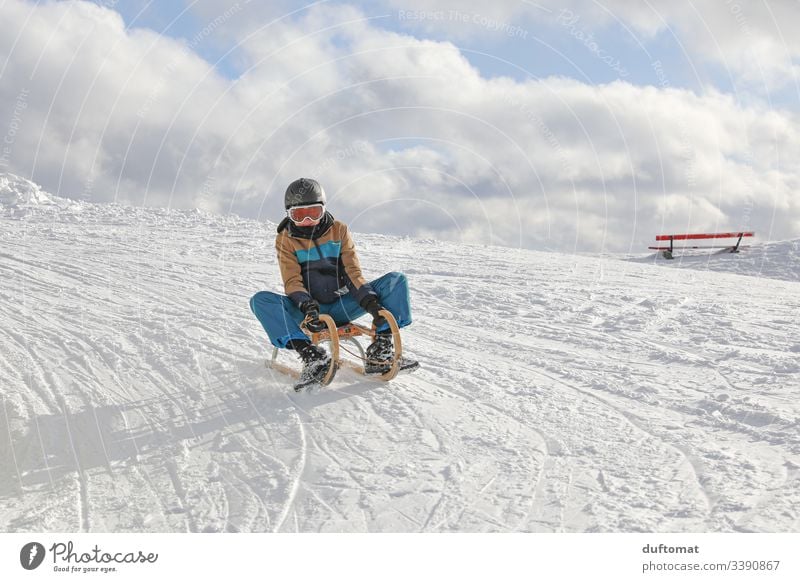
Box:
[587,0,800,94]
[0,0,798,253]
[383,0,800,93]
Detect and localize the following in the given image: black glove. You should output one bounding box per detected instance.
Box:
[300,299,325,333]
[360,295,387,329]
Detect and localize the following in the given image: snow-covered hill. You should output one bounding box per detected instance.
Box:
[628,239,800,283]
[1,173,798,533]
[0,174,55,207]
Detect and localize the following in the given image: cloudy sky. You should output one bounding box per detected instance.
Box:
[1,0,799,252]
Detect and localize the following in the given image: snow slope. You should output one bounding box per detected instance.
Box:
[1,173,799,533]
[628,239,800,283]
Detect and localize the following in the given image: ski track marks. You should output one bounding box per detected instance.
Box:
[1,188,798,532]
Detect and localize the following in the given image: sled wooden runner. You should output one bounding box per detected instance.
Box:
[265,309,403,385]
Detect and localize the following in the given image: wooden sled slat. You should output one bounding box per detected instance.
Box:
[376,309,401,381]
[267,361,300,379]
[317,314,339,386]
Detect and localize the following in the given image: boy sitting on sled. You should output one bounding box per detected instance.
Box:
[250,178,418,388]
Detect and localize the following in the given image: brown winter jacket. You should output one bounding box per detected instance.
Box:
[276,215,375,306]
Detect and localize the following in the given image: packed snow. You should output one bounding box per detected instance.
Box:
[628,239,800,283]
[1,173,798,533]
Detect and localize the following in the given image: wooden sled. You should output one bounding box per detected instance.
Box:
[265,309,403,386]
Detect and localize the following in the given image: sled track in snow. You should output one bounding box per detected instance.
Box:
[1,188,798,532]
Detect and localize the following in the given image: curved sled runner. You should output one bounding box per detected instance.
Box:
[265,309,404,387]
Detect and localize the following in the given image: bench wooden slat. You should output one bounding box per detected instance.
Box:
[655,232,754,241]
[649,245,751,250]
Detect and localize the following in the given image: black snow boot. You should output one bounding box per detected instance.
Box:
[364,335,419,375]
[293,342,331,391]
[365,335,393,375]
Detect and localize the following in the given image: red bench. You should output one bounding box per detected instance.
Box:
[649,231,754,259]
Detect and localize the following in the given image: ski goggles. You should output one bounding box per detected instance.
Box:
[287,203,325,224]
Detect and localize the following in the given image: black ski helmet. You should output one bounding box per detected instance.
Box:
[284,178,326,209]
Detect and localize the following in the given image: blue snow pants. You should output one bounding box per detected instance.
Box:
[250,272,412,348]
